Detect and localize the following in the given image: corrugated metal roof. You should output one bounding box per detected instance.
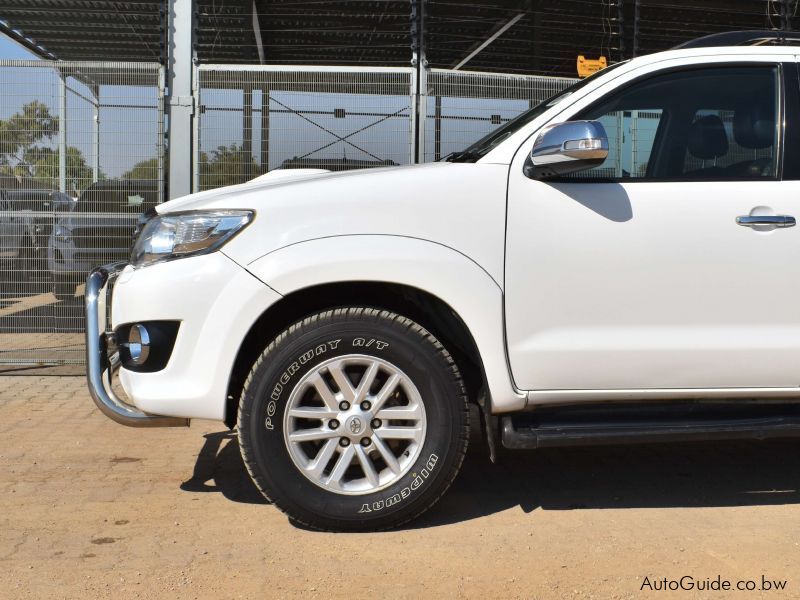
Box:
[1,1,165,62]
[0,0,793,77]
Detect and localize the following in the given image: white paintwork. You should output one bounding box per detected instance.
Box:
[249,168,329,182]
[112,45,800,422]
[114,253,281,420]
[245,235,525,412]
[504,51,800,395]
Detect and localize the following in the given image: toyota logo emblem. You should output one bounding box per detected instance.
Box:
[348,417,363,435]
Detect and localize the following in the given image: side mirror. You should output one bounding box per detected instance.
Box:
[528,120,609,179]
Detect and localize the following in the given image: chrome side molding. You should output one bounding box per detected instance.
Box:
[84,264,189,428]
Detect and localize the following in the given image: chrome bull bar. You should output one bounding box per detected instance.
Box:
[84,263,189,427]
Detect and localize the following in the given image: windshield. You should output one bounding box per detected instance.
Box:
[445,61,628,162]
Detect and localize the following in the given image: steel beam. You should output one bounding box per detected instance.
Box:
[252,0,265,64]
[452,13,525,71]
[0,22,55,60]
[167,0,195,199]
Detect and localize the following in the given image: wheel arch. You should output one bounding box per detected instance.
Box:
[223,235,525,428]
[225,280,487,428]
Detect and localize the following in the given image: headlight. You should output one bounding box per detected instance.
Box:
[130,210,253,268]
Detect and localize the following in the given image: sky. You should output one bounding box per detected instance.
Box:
[0,34,38,60]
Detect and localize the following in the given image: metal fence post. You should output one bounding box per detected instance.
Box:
[58,70,67,193]
[411,0,427,163]
[192,64,200,193]
[91,84,100,183]
[157,66,166,204]
[260,87,270,173]
[167,0,195,199]
[417,65,428,163]
[242,84,253,182]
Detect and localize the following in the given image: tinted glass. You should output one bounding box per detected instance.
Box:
[570,66,779,180]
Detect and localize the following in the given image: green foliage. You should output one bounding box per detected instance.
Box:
[0,101,58,165]
[199,144,258,190]
[24,146,98,192]
[122,157,161,181]
[0,101,97,192]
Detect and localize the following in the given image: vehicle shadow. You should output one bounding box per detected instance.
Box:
[180,431,800,528]
[180,431,269,505]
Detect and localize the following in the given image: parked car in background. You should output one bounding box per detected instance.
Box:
[49,180,158,299]
[0,186,50,295]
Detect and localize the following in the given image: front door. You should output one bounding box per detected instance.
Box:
[505,61,800,392]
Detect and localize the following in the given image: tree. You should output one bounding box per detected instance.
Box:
[0,101,58,173]
[122,157,161,181]
[25,146,97,193]
[199,144,258,190]
[0,101,97,193]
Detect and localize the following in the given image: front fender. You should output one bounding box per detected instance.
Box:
[242,235,525,413]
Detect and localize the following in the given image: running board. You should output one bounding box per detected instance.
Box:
[501,412,800,449]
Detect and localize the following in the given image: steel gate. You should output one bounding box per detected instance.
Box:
[0,60,165,368]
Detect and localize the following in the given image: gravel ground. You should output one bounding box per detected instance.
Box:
[1,375,798,599]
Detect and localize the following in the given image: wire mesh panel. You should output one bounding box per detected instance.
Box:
[424,69,577,162]
[0,60,164,367]
[195,66,415,191]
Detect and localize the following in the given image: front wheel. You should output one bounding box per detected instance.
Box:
[237,307,469,531]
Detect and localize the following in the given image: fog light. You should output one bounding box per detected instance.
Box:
[126,324,150,365]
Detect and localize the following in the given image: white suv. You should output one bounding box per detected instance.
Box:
[86,34,800,531]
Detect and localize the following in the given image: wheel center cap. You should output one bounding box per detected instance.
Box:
[345,415,364,436]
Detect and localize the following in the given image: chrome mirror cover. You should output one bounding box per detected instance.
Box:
[529,120,609,179]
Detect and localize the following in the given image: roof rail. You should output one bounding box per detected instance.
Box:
[674,30,800,50]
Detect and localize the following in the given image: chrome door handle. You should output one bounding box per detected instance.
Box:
[736,215,796,228]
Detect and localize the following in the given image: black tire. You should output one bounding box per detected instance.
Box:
[237,307,470,531]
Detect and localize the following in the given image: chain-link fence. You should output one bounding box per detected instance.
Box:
[0,60,165,367]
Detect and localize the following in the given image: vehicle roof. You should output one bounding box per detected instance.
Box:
[632,44,800,65]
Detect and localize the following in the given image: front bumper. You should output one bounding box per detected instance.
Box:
[84,263,189,427]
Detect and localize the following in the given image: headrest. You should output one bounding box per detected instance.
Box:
[734,99,774,149]
[687,115,728,160]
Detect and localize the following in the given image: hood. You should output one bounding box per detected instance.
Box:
[170,161,510,285]
[249,168,330,183]
[157,166,355,213]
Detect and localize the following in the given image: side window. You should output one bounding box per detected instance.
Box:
[594,109,664,178]
[568,65,779,181]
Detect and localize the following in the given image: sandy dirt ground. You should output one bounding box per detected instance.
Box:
[1,375,798,599]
